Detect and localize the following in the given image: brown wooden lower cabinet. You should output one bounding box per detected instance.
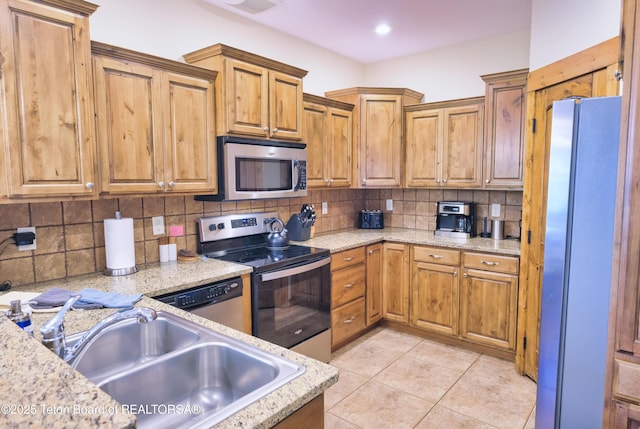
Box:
[272,394,324,429]
[366,243,383,325]
[331,247,367,347]
[382,243,410,323]
[614,401,640,429]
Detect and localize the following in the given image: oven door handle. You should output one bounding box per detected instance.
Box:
[259,257,330,282]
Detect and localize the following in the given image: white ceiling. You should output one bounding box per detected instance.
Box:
[204,0,532,64]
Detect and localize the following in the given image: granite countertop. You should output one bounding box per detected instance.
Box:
[0,227,519,428]
[0,257,337,429]
[296,227,522,256]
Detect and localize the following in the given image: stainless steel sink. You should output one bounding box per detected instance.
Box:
[68,315,201,383]
[68,311,305,428]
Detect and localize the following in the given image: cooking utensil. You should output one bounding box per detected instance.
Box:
[265,218,290,249]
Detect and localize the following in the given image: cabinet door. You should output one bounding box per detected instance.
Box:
[93,56,164,194]
[410,261,460,336]
[332,297,366,347]
[366,243,383,326]
[225,59,269,137]
[442,104,484,188]
[461,268,518,350]
[382,243,410,323]
[163,72,216,193]
[331,263,365,307]
[405,109,442,187]
[269,71,303,140]
[326,107,352,187]
[615,402,640,429]
[303,102,327,188]
[359,95,403,187]
[1,0,96,197]
[483,70,527,188]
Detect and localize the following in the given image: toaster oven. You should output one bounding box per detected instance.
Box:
[358,210,384,229]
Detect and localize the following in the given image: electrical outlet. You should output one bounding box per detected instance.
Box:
[491,203,501,218]
[386,199,393,211]
[321,202,328,215]
[17,226,36,251]
[152,216,165,236]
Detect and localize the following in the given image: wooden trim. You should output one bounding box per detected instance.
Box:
[241,273,252,335]
[325,86,425,101]
[272,394,324,429]
[35,0,98,15]
[481,68,530,84]
[303,93,354,111]
[183,43,308,78]
[91,41,218,81]
[527,37,620,91]
[404,96,485,112]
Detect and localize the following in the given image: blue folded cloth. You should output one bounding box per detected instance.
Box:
[77,288,143,309]
[29,287,142,310]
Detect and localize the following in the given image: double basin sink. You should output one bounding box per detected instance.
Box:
[66,311,305,428]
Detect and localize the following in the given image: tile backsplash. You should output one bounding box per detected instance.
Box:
[0,188,520,286]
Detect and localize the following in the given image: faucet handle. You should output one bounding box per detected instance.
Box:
[40,295,81,357]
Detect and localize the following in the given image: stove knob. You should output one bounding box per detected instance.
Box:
[217,223,225,230]
[208,224,217,231]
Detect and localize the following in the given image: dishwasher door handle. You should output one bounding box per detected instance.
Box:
[259,257,331,282]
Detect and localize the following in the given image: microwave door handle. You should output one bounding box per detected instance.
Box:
[259,257,330,282]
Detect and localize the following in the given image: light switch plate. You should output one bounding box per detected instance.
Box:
[321,202,328,215]
[386,199,393,211]
[17,226,36,251]
[491,203,501,218]
[152,216,165,236]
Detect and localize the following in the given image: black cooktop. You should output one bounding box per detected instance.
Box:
[207,243,330,273]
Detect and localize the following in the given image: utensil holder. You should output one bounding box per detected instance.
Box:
[286,214,312,241]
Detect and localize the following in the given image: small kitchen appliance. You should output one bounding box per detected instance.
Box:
[435,201,476,238]
[358,210,384,229]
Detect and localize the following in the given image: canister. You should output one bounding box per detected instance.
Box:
[492,219,505,240]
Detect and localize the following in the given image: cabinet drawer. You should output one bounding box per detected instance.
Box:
[413,246,460,266]
[332,264,366,307]
[332,297,366,346]
[331,247,366,271]
[463,252,519,274]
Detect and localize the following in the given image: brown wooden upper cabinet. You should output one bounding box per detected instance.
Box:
[303,93,354,188]
[405,97,484,188]
[184,44,307,141]
[481,69,528,189]
[325,87,423,188]
[92,42,217,195]
[0,0,98,200]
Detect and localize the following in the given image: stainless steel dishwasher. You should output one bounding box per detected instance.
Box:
[155,277,243,331]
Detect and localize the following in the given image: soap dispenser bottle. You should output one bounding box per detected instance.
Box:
[5,300,34,336]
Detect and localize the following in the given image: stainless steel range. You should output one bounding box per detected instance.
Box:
[196,212,332,363]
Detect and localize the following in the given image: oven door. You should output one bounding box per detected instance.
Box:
[252,256,331,349]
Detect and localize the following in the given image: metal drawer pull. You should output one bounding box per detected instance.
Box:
[481,260,499,266]
[344,257,354,261]
[343,283,354,288]
[429,254,444,259]
[344,316,356,324]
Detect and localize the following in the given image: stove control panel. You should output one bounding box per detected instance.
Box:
[156,277,242,310]
[197,211,279,243]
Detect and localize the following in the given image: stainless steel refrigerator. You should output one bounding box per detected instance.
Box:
[536,96,621,428]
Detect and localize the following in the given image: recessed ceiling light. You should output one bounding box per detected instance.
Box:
[375,23,392,36]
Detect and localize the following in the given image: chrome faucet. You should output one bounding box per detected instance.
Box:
[40,295,157,363]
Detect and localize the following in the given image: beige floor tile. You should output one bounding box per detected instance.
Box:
[524,406,536,429]
[330,380,434,429]
[464,354,537,394]
[415,405,499,429]
[356,327,423,353]
[330,339,406,378]
[325,368,369,411]
[325,412,361,429]
[406,338,481,372]
[438,374,536,429]
[372,355,463,403]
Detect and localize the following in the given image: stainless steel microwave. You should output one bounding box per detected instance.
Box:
[195,136,307,202]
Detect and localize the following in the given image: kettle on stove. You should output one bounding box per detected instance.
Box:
[265,218,290,250]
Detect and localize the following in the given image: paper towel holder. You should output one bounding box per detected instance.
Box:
[103,211,139,276]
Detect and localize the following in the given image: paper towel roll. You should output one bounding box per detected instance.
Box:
[104,217,136,273]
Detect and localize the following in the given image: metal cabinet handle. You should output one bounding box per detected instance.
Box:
[362,179,367,184]
[344,316,356,324]
[273,127,279,133]
[168,181,175,188]
[343,283,354,289]
[481,260,499,266]
[85,182,94,190]
[344,257,354,262]
[463,273,468,278]
[453,271,458,276]
[486,179,491,184]
[158,181,164,188]
[368,250,373,255]
[429,254,444,259]
[443,178,447,183]
[263,127,269,132]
